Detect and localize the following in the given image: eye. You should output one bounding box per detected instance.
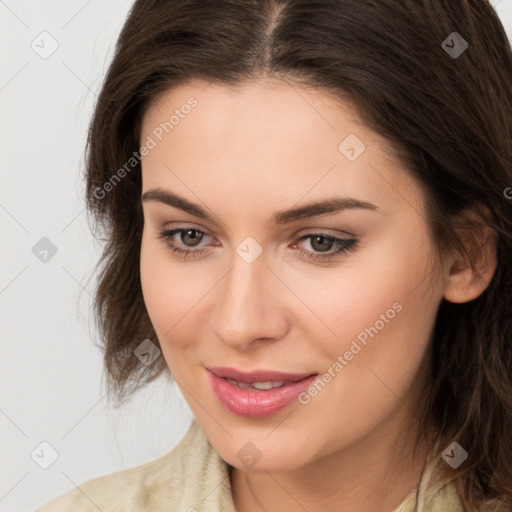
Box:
[292,233,358,262]
[155,227,358,262]
[156,227,214,258]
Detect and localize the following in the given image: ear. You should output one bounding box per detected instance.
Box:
[443,204,498,304]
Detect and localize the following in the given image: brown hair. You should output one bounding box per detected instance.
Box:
[83,0,512,509]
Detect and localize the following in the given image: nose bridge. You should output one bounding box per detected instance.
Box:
[213,241,284,346]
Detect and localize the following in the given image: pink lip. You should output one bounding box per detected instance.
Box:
[207,367,319,418]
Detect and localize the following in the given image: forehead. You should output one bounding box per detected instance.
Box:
[143,78,374,146]
[140,78,423,220]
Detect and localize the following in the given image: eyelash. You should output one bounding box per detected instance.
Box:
[156,227,358,262]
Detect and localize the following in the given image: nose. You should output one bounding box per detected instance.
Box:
[211,244,289,350]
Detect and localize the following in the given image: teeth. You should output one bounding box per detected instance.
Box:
[226,378,286,390]
[251,381,286,390]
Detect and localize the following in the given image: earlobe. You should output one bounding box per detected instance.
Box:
[443,220,498,304]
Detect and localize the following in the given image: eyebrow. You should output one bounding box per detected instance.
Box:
[141,188,379,225]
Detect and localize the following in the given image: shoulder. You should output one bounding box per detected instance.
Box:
[414,456,464,512]
[35,419,235,512]
[391,454,465,512]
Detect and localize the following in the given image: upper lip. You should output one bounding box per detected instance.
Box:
[207,366,317,383]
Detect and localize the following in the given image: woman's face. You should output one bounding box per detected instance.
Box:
[139,78,446,472]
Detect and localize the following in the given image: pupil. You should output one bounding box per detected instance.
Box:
[312,235,332,252]
[183,229,202,246]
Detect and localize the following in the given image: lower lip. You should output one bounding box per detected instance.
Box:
[208,370,319,418]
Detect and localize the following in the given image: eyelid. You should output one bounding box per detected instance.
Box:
[160,221,357,241]
[160,222,215,236]
[295,227,358,239]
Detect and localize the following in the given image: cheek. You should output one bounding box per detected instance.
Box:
[294,232,435,344]
[140,233,166,327]
[298,235,439,392]
[296,278,435,449]
[139,232,214,364]
[140,233,184,347]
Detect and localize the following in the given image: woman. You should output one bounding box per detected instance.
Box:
[37,0,512,510]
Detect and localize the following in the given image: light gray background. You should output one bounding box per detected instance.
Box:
[1,1,511,510]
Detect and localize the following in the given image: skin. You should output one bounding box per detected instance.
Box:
[139,78,497,512]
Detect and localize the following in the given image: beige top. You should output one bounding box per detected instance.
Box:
[36,418,464,512]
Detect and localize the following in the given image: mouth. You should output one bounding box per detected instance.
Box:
[206,367,319,418]
[207,366,317,384]
[223,378,304,390]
